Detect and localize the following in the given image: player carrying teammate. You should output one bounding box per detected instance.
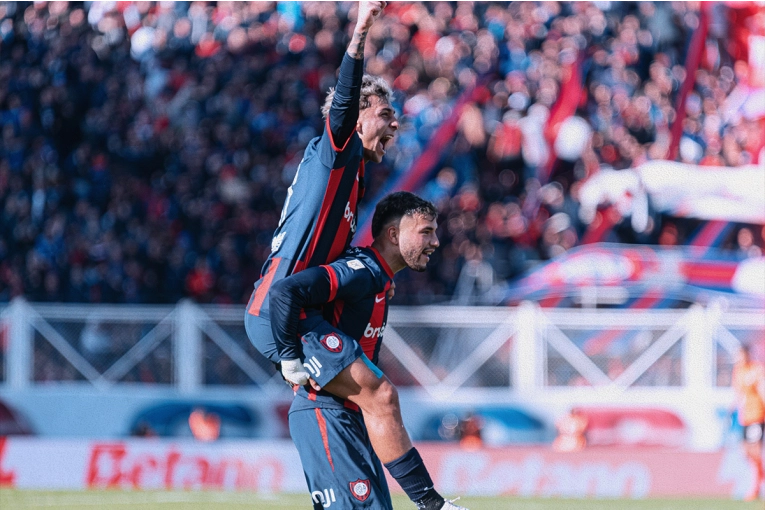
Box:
[732,344,765,501]
[244,3,459,507]
[270,191,466,510]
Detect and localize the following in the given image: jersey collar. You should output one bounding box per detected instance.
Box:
[366,246,395,279]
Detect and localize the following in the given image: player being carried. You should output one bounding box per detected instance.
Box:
[270,192,465,509]
[244,2,464,509]
[245,0,395,349]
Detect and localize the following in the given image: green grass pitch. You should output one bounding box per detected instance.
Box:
[0,491,760,510]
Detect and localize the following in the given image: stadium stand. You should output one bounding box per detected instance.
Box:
[0,1,762,309]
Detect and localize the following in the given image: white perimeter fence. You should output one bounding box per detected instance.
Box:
[0,298,763,449]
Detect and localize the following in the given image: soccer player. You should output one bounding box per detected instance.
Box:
[270,192,466,510]
[244,2,447,505]
[732,345,765,501]
[245,0,395,361]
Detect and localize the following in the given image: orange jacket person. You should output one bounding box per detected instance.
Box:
[732,345,765,501]
[553,408,588,453]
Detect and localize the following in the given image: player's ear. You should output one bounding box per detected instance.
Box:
[387,224,399,245]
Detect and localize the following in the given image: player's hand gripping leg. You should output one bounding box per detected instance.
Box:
[280,359,310,386]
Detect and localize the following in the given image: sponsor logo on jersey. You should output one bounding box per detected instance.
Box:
[303,356,322,378]
[320,333,343,353]
[363,321,386,339]
[344,202,357,233]
[271,232,286,253]
[347,259,365,270]
[349,479,370,501]
[312,488,336,508]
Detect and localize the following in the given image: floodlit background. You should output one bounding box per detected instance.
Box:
[0,1,764,508]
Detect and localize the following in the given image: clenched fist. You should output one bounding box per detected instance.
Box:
[356,1,386,30]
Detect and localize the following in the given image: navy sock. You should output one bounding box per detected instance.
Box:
[384,447,444,510]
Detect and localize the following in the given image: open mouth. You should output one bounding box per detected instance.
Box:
[379,135,394,154]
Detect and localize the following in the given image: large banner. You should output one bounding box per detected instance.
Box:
[0,438,753,499]
[505,243,765,306]
[578,162,765,228]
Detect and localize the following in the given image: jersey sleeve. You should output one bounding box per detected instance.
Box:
[326,53,364,151]
[269,267,334,361]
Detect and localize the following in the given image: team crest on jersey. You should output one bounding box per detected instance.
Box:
[348,479,370,501]
[320,333,343,353]
[346,259,364,270]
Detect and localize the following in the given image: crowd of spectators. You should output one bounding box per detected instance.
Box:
[1,1,763,309]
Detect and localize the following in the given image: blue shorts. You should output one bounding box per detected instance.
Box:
[244,312,279,364]
[245,309,365,382]
[290,405,392,509]
[299,321,364,388]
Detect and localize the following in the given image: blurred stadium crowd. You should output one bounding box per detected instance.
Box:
[1,1,763,306]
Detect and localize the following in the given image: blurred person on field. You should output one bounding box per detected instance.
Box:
[458,411,484,450]
[553,408,588,453]
[732,345,765,500]
[188,408,221,442]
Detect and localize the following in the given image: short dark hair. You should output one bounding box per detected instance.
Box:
[371,191,438,238]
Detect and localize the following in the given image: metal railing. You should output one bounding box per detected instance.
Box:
[2,298,762,396]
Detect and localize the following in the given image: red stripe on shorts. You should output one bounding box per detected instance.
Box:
[315,408,335,471]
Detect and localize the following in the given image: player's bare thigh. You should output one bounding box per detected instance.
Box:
[323,356,395,407]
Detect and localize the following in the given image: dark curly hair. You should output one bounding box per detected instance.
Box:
[371,192,438,238]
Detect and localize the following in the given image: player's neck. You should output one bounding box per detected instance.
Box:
[371,239,406,274]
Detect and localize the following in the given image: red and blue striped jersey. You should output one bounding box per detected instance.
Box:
[270,246,394,362]
[269,247,394,410]
[247,54,366,320]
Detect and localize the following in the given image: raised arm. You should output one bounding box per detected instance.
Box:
[328,1,386,147]
[348,1,384,59]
